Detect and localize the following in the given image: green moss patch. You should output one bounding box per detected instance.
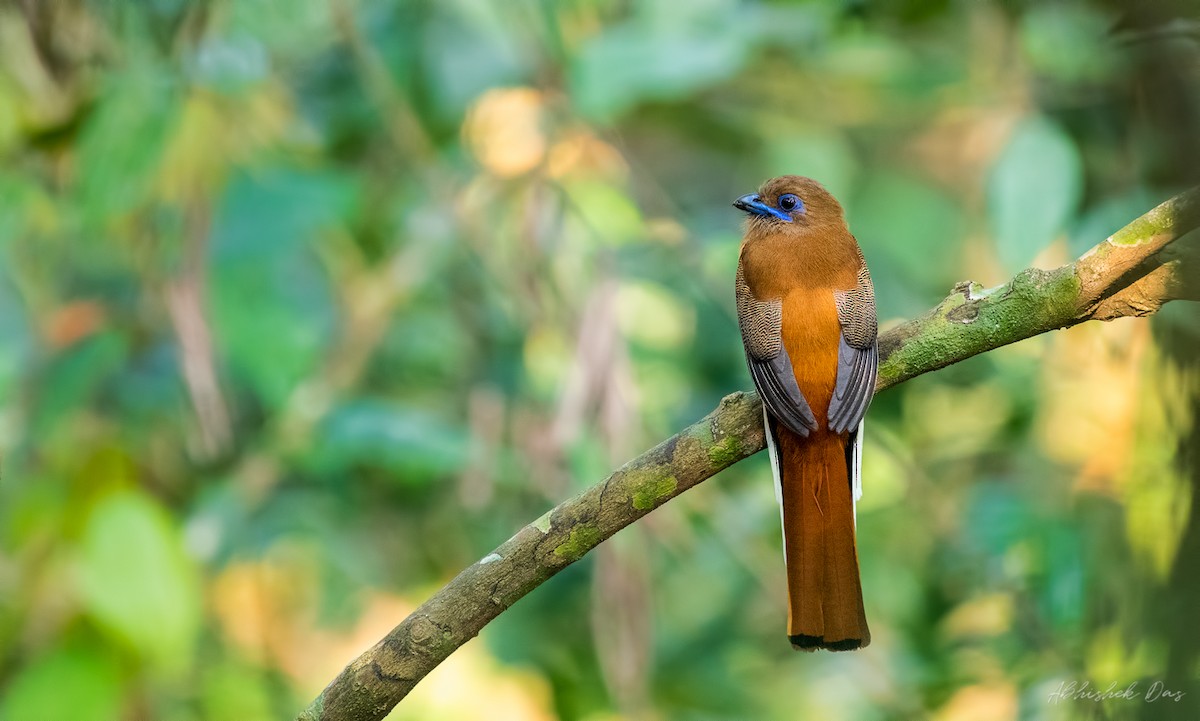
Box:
[706,435,744,467]
[554,525,601,561]
[631,474,678,510]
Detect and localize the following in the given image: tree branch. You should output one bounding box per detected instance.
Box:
[297,188,1200,721]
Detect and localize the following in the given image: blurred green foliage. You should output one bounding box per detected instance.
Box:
[1,1,1199,720]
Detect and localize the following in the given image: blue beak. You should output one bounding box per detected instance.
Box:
[733,193,792,222]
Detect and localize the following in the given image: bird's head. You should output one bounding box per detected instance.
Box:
[733,175,846,238]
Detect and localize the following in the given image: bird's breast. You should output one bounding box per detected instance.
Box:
[739,234,854,427]
[780,288,840,426]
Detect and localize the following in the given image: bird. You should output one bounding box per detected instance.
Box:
[732,175,877,651]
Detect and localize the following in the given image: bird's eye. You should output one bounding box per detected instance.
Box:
[778,194,802,212]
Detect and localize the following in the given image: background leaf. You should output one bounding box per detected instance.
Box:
[77,491,201,673]
[988,116,1083,272]
[0,645,122,721]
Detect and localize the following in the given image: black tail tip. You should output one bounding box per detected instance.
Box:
[789,634,866,652]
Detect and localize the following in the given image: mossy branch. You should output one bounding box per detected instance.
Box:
[297,188,1200,721]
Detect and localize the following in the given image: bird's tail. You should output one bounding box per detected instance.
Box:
[772,425,870,651]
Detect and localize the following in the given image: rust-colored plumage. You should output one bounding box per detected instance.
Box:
[733,176,877,651]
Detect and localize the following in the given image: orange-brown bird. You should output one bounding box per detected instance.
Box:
[733,176,876,651]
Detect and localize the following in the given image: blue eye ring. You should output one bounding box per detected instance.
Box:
[778,194,803,213]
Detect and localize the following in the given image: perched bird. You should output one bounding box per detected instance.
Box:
[733,176,877,651]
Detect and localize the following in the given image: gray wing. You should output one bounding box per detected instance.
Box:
[737,265,817,437]
[827,249,878,435]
